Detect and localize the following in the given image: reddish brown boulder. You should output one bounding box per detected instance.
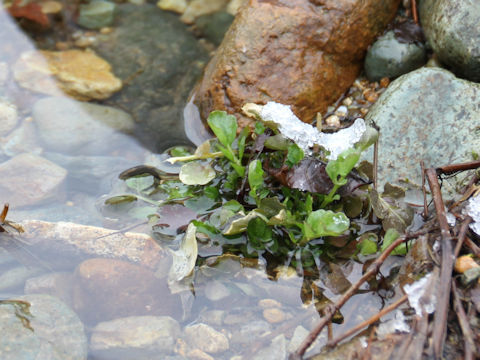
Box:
[193,0,400,125]
[72,258,181,324]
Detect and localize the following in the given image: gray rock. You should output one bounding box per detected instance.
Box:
[43,152,137,194]
[90,316,180,358]
[93,4,209,151]
[195,11,234,46]
[231,320,272,345]
[0,294,87,360]
[0,98,18,136]
[252,334,286,360]
[0,120,42,158]
[0,265,45,292]
[77,1,116,30]
[365,67,480,190]
[364,30,426,81]
[419,0,480,82]
[0,153,67,208]
[24,272,74,307]
[184,323,229,354]
[33,96,135,155]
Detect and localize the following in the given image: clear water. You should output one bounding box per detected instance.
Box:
[0,7,402,359]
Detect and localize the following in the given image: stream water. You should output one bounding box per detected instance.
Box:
[0,5,405,359]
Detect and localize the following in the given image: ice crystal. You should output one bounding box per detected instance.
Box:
[258,102,366,160]
[464,195,480,235]
[377,310,410,338]
[404,273,436,316]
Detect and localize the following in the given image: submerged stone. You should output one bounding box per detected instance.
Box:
[93,3,209,151]
[364,30,426,81]
[90,316,180,358]
[184,323,229,354]
[0,294,87,360]
[0,266,45,292]
[365,67,480,190]
[193,0,400,126]
[195,11,234,46]
[0,99,18,137]
[13,49,122,101]
[419,0,480,82]
[0,153,67,208]
[77,1,116,30]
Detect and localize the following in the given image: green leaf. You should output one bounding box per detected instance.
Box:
[286,143,304,168]
[248,160,264,195]
[305,194,313,215]
[303,210,350,241]
[264,134,290,151]
[207,110,237,147]
[104,194,137,205]
[194,140,213,156]
[125,175,155,193]
[357,233,378,255]
[258,197,286,218]
[355,126,379,152]
[128,206,157,220]
[204,186,220,200]
[326,148,361,186]
[247,217,272,249]
[223,211,268,236]
[179,162,216,185]
[170,146,192,157]
[231,163,245,177]
[380,228,407,255]
[254,121,266,135]
[209,207,236,228]
[237,127,249,161]
[223,200,244,212]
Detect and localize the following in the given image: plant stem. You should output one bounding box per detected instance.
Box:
[166,151,224,164]
[321,184,341,208]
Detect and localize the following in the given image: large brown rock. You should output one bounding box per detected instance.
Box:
[72,258,181,324]
[193,0,400,125]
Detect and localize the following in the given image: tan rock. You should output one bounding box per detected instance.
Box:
[263,308,286,324]
[0,153,67,208]
[226,0,246,15]
[184,323,229,354]
[187,349,214,360]
[72,258,181,324]
[180,0,229,24]
[157,0,188,14]
[193,0,400,126]
[258,298,281,309]
[40,1,63,14]
[13,49,122,101]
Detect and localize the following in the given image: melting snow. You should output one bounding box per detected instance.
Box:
[258,102,366,159]
[403,273,436,316]
[377,310,410,338]
[464,195,480,235]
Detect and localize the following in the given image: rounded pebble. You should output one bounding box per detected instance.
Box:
[263,308,286,324]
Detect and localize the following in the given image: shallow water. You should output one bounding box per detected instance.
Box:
[0,6,403,359]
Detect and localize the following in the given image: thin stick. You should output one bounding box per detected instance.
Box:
[290,234,412,359]
[454,217,473,258]
[464,237,480,256]
[326,294,408,348]
[425,168,453,359]
[412,0,419,24]
[436,160,480,176]
[373,140,378,190]
[451,280,476,360]
[421,161,428,219]
[360,326,376,360]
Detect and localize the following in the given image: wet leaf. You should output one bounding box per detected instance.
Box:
[303,210,350,241]
[207,110,237,147]
[128,206,157,220]
[104,194,138,205]
[179,162,216,185]
[264,134,290,150]
[343,196,363,218]
[194,139,213,156]
[258,197,285,218]
[223,211,267,236]
[247,217,273,249]
[248,160,264,198]
[125,175,155,193]
[326,148,361,186]
[254,121,266,135]
[170,146,192,157]
[169,222,198,282]
[286,143,305,168]
[380,228,407,255]
[370,188,414,233]
[357,233,378,255]
[222,200,244,212]
[355,126,379,152]
[209,207,236,228]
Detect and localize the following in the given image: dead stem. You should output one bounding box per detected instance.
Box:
[425,168,453,359]
[326,294,408,348]
[411,0,419,24]
[454,217,473,258]
[451,280,477,360]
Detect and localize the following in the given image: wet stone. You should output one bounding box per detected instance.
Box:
[0,120,42,158]
[13,50,122,101]
[364,30,426,81]
[157,0,188,14]
[72,258,181,324]
[90,316,180,358]
[33,96,135,155]
[187,349,214,360]
[0,98,18,136]
[365,67,480,191]
[0,265,45,292]
[77,1,116,30]
[180,0,230,24]
[0,153,67,208]
[252,334,286,360]
[24,272,74,307]
[420,0,480,82]
[194,11,234,46]
[263,307,286,324]
[0,294,87,360]
[184,323,229,354]
[93,3,209,151]
[231,320,272,345]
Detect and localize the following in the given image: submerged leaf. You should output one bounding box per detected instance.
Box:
[125,175,155,193]
[223,211,268,236]
[179,162,216,185]
[104,194,137,205]
[370,188,414,234]
[247,217,273,249]
[169,222,198,282]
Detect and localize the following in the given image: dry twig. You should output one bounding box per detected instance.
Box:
[451,280,477,360]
